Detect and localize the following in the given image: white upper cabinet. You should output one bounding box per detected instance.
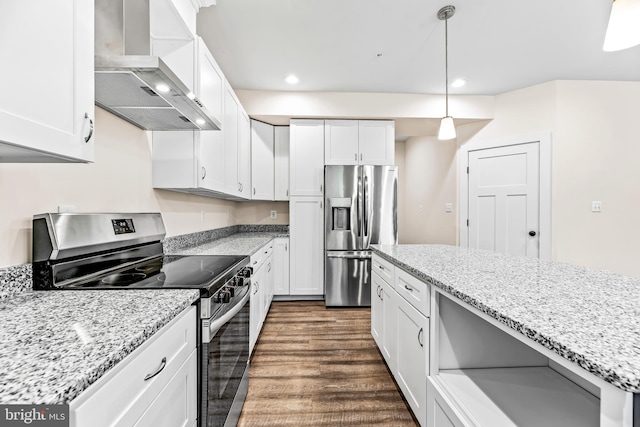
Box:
[324,120,395,166]
[251,120,275,200]
[274,126,290,201]
[324,120,359,165]
[0,0,94,162]
[290,119,325,197]
[195,37,224,128]
[238,108,252,200]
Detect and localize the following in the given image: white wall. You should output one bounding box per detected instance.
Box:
[0,108,286,267]
[464,80,640,277]
[400,136,458,244]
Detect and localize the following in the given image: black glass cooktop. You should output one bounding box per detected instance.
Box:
[63,254,247,297]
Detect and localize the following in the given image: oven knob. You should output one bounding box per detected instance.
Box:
[235,277,245,287]
[221,290,231,303]
[239,267,253,278]
[228,286,235,297]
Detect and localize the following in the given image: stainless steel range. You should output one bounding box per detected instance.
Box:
[32,212,251,427]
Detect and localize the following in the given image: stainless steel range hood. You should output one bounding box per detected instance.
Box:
[95,0,221,131]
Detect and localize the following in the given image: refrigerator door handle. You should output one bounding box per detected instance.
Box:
[363,174,369,238]
[357,175,362,238]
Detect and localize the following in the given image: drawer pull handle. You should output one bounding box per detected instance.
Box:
[378,265,384,270]
[418,328,424,348]
[144,357,167,381]
[404,284,414,292]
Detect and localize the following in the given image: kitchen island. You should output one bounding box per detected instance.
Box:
[371,244,640,427]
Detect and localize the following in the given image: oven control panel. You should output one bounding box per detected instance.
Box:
[111,218,136,235]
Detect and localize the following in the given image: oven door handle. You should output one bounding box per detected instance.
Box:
[207,289,250,339]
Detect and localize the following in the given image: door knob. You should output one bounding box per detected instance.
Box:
[529,231,537,237]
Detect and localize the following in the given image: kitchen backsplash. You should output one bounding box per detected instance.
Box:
[162,224,289,253]
[0,224,289,299]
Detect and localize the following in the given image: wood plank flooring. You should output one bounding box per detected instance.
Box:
[238,301,419,426]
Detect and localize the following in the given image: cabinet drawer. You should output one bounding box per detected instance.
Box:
[71,306,197,427]
[250,240,274,271]
[395,268,430,317]
[372,254,394,284]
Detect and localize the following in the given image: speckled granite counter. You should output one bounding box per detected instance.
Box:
[0,289,199,404]
[371,244,640,393]
[166,232,287,256]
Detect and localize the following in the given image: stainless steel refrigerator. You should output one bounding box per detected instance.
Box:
[324,165,398,307]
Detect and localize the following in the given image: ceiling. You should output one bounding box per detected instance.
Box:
[196,0,640,96]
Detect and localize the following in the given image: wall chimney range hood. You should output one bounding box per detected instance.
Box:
[94,0,221,131]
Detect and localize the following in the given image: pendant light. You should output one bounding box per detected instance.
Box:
[437,5,456,140]
[603,0,640,51]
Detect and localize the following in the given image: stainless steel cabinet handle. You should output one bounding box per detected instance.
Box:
[286,189,289,197]
[285,243,288,251]
[376,285,381,298]
[404,284,414,292]
[202,167,207,180]
[360,153,363,161]
[253,187,256,195]
[378,264,385,270]
[268,263,271,272]
[320,184,323,192]
[253,282,259,294]
[355,153,357,161]
[84,113,94,143]
[144,357,167,381]
[238,183,242,191]
[418,328,424,348]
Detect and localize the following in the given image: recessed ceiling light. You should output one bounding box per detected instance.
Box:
[451,79,466,88]
[155,83,170,93]
[285,75,299,85]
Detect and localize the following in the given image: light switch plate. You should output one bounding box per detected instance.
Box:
[270,210,277,219]
[591,201,602,212]
[445,203,453,213]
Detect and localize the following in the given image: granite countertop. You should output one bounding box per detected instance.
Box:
[371,244,640,393]
[0,289,199,404]
[167,232,286,256]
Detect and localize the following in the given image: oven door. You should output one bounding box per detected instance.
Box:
[200,289,250,427]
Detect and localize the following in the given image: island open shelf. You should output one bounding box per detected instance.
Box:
[428,291,604,427]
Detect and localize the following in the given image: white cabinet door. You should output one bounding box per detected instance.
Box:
[324,120,359,165]
[290,120,324,196]
[238,108,252,200]
[195,37,224,129]
[396,295,428,427]
[380,279,397,372]
[274,126,290,201]
[250,263,265,353]
[359,120,395,166]
[134,350,197,427]
[290,197,324,295]
[152,131,225,193]
[251,120,275,200]
[371,272,384,346]
[223,83,240,196]
[199,131,225,192]
[0,0,94,162]
[273,238,290,295]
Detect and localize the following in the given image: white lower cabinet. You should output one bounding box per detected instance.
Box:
[396,295,428,426]
[250,241,274,353]
[70,306,197,427]
[289,197,324,295]
[371,254,428,426]
[273,237,290,295]
[427,377,466,427]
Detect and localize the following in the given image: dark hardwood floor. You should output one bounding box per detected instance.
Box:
[238,301,419,426]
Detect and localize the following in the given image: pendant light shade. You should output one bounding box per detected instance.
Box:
[438,116,456,140]
[604,0,640,51]
[437,5,456,141]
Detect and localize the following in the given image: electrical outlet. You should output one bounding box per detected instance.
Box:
[591,201,602,212]
[57,205,76,213]
[270,210,277,219]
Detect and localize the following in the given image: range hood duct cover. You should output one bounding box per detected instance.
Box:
[94,0,221,131]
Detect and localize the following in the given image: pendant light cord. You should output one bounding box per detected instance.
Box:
[445,16,449,117]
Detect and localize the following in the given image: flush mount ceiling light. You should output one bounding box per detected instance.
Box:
[603,0,640,51]
[154,83,170,93]
[437,5,457,141]
[285,74,299,84]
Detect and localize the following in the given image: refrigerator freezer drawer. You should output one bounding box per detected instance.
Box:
[325,252,371,307]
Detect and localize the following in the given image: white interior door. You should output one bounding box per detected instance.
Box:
[468,143,540,257]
